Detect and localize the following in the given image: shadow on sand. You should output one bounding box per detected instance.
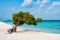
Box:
[14,30,40,33]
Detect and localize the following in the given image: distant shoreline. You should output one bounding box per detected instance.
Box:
[1,20,60,22]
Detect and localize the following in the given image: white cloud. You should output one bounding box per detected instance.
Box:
[36,0,49,7]
[21,0,49,7]
[21,0,33,7]
[48,2,60,9]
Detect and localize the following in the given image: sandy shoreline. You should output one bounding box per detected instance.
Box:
[0,22,60,40]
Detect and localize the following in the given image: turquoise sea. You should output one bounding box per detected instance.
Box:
[0,20,60,34]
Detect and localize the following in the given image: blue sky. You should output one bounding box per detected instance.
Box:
[0,0,60,20]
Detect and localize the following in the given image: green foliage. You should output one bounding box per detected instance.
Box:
[12,11,42,26]
[37,18,42,22]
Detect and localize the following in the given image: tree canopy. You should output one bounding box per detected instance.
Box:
[37,18,42,22]
[12,11,42,26]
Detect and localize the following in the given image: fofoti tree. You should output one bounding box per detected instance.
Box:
[8,11,42,33]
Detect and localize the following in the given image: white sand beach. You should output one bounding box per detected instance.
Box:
[0,22,60,40]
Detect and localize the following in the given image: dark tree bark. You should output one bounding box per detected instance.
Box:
[7,20,23,34]
[12,20,21,32]
[8,28,13,34]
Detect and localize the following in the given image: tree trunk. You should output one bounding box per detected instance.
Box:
[13,20,20,32]
[7,20,20,34]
